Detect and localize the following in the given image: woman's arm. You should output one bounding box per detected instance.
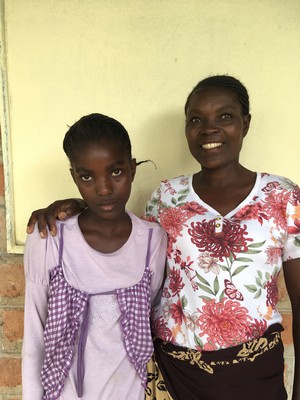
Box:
[26,198,86,238]
[283,258,300,400]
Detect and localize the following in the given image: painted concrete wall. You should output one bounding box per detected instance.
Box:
[1,0,300,249]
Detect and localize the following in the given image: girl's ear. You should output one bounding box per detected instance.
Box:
[70,168,77,185]
[130,158,137,182]
[242,114,251,138]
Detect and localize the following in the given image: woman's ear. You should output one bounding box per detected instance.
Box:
[130,158,137,182]
[242,114,251,137]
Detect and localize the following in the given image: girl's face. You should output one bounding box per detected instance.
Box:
[70,141,136,221]
[185,87,251,171]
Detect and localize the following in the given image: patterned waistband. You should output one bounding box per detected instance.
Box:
[157,323,283,374]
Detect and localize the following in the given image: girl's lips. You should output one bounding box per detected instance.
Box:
[201,142,223,150]
[97,201,116,210]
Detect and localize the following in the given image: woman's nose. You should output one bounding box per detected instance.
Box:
[201,119,219,134]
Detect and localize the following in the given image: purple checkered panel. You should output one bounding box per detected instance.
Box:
[116,249,153,387]
[41,264,89,400]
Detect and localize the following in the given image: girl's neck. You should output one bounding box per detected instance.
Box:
[78,209,132,253]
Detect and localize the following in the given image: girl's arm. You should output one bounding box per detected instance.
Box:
[22,281,48,399]
[22,226,58,399]
[283,258,300,400]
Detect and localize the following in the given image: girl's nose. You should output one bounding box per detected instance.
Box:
[96,178,113,196]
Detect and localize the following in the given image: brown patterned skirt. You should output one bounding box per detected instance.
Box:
[145,323,287,400]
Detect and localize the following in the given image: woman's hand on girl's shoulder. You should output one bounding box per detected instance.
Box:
[26,198,86,238]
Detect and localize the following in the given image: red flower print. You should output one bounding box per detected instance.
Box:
[291,187,300,205]
[162,287,171,298]
[265,275,278,309]
[159,207,189,239]
[142,215,158,223]
[170,299,185,325]
[167,236,176,258]
[152,316,172,341]
[202,341,218,351]
[263,190,290,230]
[265,246,282,265]
[262,181,280,192]
[233,203,269,225]
[174,248,183,264]
[188,219,252,261]
[162,180,176,195]
[180,202,207,219]
[197,298,251,347]
[169,267,185,296]
[246,319,267,340]
[288,219,300,235]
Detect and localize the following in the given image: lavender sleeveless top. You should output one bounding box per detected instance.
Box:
[40,225,154,399]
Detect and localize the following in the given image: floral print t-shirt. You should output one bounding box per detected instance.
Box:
[143,173,300,351]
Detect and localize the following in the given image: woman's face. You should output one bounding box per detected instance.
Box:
[185,87,251,171]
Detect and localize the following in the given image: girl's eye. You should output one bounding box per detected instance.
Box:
[112,169,122,177]
[80,175,92,182]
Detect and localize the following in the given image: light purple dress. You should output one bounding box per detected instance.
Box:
[22,212,167,400]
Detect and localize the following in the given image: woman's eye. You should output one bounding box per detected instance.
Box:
[189,117,202,123]
[220,113,232,120]
[112,169,122,177]
[80,175,92,182]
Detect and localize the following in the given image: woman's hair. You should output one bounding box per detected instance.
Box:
[184,75,250,116]
[63,113,132,162]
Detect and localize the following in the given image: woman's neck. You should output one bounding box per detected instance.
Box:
[197,164,255,188]
[192,165,257,216]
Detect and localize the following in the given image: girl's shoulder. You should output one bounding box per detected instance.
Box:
[128,210,165,235]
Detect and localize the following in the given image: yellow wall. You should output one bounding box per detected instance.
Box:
[2,0,300,248]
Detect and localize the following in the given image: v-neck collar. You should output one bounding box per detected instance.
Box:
[188,172,260,218]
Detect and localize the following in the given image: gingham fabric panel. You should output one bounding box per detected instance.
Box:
[116,228,154,387]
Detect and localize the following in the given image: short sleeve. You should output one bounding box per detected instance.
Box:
[141,185,162,222]
[283,184,300,261]
[24,223,59,285]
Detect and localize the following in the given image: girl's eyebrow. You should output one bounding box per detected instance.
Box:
[74,166,92,173]
[74,160,126,173]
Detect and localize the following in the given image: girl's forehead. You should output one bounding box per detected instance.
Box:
[71,141,127,163]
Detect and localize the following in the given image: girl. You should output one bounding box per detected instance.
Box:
[27,76,300,400]
[22,113,167,400]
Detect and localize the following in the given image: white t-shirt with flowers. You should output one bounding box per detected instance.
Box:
[143,172,300,351]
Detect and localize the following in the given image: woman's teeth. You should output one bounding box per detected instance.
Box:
[201,142,223,150]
